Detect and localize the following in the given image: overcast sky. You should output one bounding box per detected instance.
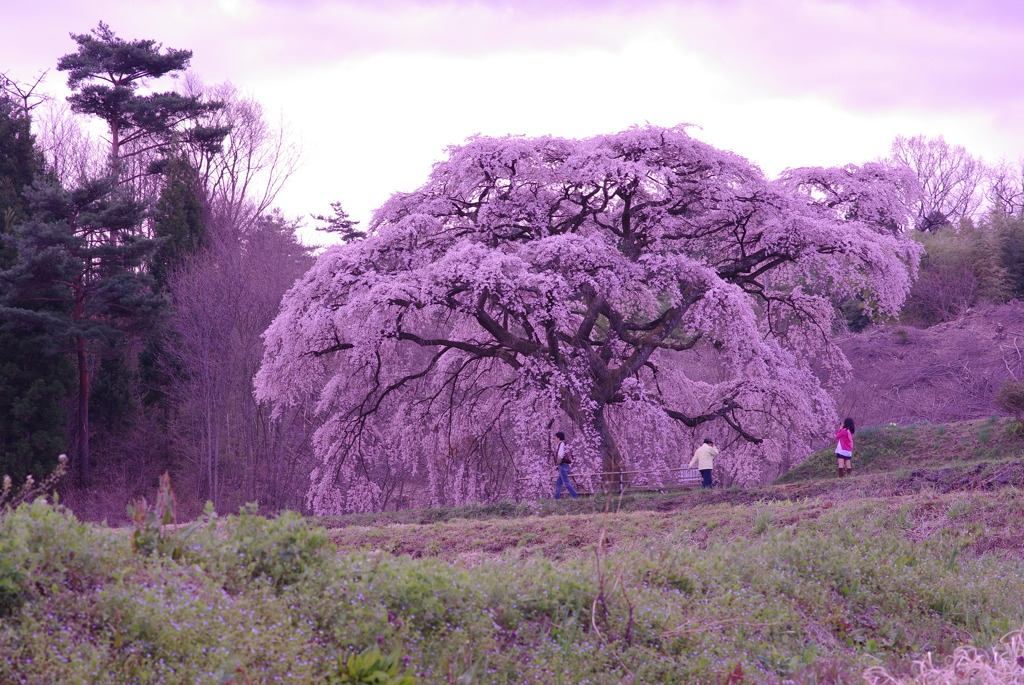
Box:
[5,0,1024,243]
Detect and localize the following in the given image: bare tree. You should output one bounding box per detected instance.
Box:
[34,101,107,186]
[889,134,985,230]
[904,260,978,324]
[0,73,106,187]
[164,211,315,513]
[0,71,49,119]
[988,159,1024,217]
[181,76,301,232]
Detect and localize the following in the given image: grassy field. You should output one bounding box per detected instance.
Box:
[2,418,1023,684]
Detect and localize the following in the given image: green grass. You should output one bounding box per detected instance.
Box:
[4,419,1024,683]
[3,484,1024,683]
[775,417,1024,485]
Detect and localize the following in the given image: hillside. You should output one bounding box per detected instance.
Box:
[317,417,1024,539]
[838,301,1024,428]
[3,419,1024,684]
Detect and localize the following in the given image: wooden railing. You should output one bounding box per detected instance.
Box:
[521,466,702,496]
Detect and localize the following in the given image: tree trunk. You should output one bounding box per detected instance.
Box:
[593,409,626,493]
[76,335,91,487]
[571,406,625,494]
[109,121,121,179]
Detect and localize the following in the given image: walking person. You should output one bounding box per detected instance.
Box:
[553,431,579,499]
[835,417,855,477]
[689,438,719,489]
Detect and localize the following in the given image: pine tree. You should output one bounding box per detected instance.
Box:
[46,24,227,485]
[0,102,36,224]
[0,178,161,486]
[0,95,74,485]
[57,22,228,181]
[150,155,207,290]
[312,201,365,243]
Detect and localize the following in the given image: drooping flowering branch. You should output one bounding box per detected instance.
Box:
[257,125,921,513]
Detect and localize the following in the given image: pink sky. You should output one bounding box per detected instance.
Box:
[4,0,1023,241]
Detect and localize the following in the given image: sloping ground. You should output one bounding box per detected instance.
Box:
[838,301,1024,428]
[314,419,1024,682]
[323,417,1024,560]
[778,416,1024,482]
[326,485,1024,565]
[8,419,1023,685]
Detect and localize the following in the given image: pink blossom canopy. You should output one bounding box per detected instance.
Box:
[256,125,920,513]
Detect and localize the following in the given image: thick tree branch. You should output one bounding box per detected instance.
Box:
[664,399,764,445]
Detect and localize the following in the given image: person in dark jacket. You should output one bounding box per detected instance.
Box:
[553,431,579,499]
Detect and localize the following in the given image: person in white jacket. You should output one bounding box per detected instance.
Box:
[688,438,719,489]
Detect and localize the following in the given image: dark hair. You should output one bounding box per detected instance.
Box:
[555,431,565,440]
[703,437,714,444]
[842,417,855,433]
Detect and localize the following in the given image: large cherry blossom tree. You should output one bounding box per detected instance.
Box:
[256,126,920,513]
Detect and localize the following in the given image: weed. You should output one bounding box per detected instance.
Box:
[126,472,202,559]
[328,647,416,684]
[894,503,914,530]
[0,454,67,511]
[947,498,975,520]
[753,510,773,535]
[865,627,1024,684]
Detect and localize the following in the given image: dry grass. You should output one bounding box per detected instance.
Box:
[326,489,1024,565]
[864,627,1024,684]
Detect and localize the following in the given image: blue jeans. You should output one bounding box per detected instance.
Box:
[700,469,713,489]
[554,464,579,499]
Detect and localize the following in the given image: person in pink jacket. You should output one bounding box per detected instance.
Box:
[835,417,855,477]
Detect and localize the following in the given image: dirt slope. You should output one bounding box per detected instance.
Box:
[838,301,1024,427]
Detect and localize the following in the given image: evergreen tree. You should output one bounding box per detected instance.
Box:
[992,212,1024,299]
[0,337,74,484]
[141,155,208,411]
[150,155,207,290]
[0,97,42,230]
[0,178,161,486]
[50,24,227,485]
[312,201,365,243]
[0,95,74,485]
[57,22,228,180]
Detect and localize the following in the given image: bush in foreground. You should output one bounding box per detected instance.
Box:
[2,489,1024,683]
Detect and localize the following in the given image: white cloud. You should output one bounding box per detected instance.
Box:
[4,0,1023,245]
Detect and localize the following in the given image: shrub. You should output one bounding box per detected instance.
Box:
[0,497,121,616]
[995,380,1024,421]
[901,224,1011,325]
[187,504,330,593]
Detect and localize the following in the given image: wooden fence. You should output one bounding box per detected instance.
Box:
[521,466,703,497]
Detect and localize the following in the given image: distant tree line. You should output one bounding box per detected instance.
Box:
[837,135,1024,330]
[0,23,318,520]
[891,135,1024,324]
